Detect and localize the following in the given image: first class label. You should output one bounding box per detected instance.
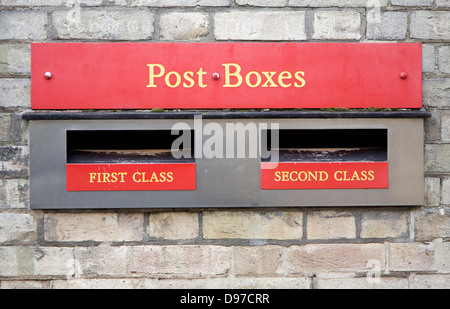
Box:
[66,163,196,191]
[32,43,422,110]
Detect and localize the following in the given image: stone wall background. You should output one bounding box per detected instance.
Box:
[0,0,449,289]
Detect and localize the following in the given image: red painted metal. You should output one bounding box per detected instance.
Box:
[66,163,196,191]
[261,162,389,190]
[32,43,422,110]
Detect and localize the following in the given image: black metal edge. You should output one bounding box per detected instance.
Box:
[22,108,431,120]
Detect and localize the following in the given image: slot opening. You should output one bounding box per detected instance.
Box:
[67,130,195,164]
[262,129,388,162]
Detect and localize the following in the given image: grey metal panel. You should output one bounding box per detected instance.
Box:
[29,118,424,209]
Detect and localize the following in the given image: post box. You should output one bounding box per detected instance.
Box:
[23,110,428,209]
[25,43,429,209]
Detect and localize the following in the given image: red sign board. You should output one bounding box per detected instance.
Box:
[66,163,196,191]
[32,43,422,110]
[261,162,388,190]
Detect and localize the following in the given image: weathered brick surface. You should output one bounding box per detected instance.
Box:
[129,245,232,278]
[307,211,356,240]
[287,244,385,276]
[0,79,31,109]
[366,12,407,40]
[160,12,209,41]
[44,213,144,242]
[0,44,31,75]
[214,11,307,40]
[410,11,450,40]
[52,9,154,40]
[0,11,47,40]
[148,212,199,240]
[0,0,449,290]
[389,242,437,272]
[203,211,303,240]
[312,11,361,40]
[0,179,29,209]
[360,211,408,239]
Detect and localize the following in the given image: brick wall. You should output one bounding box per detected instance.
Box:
[0,0,449,289]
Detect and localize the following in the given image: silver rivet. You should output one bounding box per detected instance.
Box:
[44,72,52,80]
[212,72,220,81]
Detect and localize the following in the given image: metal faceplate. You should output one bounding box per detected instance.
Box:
[28,118,424,209]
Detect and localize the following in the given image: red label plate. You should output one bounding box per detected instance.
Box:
[261,162,388,190]
[66,163,196,191]
[32,43,422,110]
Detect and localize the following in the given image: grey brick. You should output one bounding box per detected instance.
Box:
[237,0,286,6]
[366,11,407,40]
[425,144,450,173]
[289,0,388,7]
[391,0,433,5]
[0,45,31,76]
[313,11,361,40]
[0,113,22,142]
[410,11,450,40]
[438,46,450,74]
[214,11,306,41]
[0,179,29,209]
[0,11,47,40]
[0,213,36,244]
[130,0,231,6]
[1,0,103,5]
[0,146,29,178]
[422,44,436,73]
[423,79,450,108]
[0,79,31,109]
[436,0,450,7]
[0,246,74,277]
[425,177,441,207]
[160,12,209,41]
[52,9,154,40]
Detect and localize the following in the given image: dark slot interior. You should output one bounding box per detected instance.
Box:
[67,130,194,163]
[262,129,388,162]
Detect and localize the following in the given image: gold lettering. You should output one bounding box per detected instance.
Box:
[319,171,329,181]
[245,71,262,88]
[278,71,292,88]
[133,172,141,183]
[294,71,306,88]
[165,71,181,88]
[150,172,160,182]
[289,171,298,182]
[360,170,368,181]
[351,170,360,181]
[119,172,127,182]
[147,64,165,88]
[89,173,96,183]
[222,63,243,88]
[167,172,174,182]
[334,171,343,181]
[102,173,111,183]
[160,172,167,182]
[274,171,282,182]
[262,72,278,88]
[368,170,375,181]
[183,71,195,88]
[110,172,118,183]
[298,171,308,181]
[196,68,207,88]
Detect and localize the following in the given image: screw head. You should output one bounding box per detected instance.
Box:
[44,72,52,80]
[400,72,408,80]
[212,72,220,81]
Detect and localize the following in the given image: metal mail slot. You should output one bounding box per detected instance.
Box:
[24,111,427,209]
